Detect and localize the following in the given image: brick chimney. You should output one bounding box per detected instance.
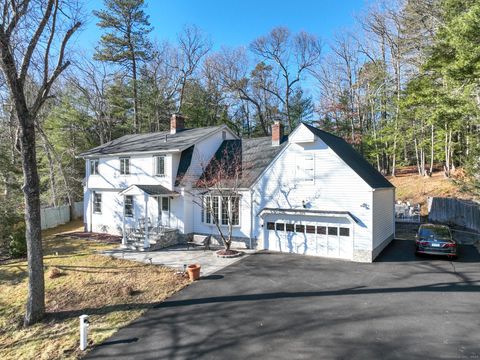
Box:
[170,113,185,134]
[271,121,284,146]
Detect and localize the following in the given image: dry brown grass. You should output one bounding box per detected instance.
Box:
[388,170,477,214]
[0,220,189,360]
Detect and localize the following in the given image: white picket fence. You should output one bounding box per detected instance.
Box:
[40,201,83,230]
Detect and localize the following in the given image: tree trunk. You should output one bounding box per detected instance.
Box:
[132,56,139,133]
[20,117,45,326]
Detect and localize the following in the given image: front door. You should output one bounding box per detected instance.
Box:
[158,197,170,227]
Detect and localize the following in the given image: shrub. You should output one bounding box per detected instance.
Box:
[48,267,65,279]
[8,221,27,258]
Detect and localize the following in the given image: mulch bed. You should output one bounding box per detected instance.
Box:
[216,249,243,258]
[56,232,122,243]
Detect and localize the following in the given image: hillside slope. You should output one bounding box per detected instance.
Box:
[387,171,478,215]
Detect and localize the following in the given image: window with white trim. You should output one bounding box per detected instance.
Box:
[124,195,134,217]
[93,192,102,213]
[120,157,130,175]
[202,195,240,226]
[90,159,99,175]
[154,155,165,176]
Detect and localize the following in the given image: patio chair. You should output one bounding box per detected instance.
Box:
[187,235,211,251]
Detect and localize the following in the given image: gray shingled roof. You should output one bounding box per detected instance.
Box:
[302,123,393,189]
[200,123,392,190]
[199,136,287,188]
[79,126,224,157]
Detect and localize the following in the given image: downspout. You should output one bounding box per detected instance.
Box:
[122,194,126,247]
[89,191,93,233]
[249,189,254,249]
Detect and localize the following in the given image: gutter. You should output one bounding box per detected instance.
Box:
[77,149,182,159]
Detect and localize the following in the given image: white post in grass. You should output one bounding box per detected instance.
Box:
[144,194,149,249]
[79,314,89,351]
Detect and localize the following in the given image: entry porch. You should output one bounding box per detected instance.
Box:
[119,184,182,250]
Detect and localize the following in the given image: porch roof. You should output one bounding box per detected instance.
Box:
[119,184,179,196]
[258,207,360,224]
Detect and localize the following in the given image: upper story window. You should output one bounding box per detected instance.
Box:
[93,192,102,213]
[120,157,130,175]
[90,159,99,175]
[154,155,165,177]
[202,194,240,226]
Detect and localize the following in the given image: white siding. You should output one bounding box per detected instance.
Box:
[84,127,237,235]
[86,153,176,191]
[372,188,395,248]
[251,137,374,254]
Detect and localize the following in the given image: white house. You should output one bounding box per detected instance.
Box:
[80,114,395,262]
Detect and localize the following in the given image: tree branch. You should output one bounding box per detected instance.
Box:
[19,0,55,83]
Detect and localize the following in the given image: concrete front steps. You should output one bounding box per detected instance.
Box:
[124,229,181,251]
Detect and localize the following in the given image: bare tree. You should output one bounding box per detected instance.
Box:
[0,0,81,325]
[208,47,271,135]
[251,27,322,131]
[189,143,246,252]
[71,59,115,144]
[173,25,211,112]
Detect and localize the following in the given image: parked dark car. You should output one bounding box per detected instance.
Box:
[415,224,457,259]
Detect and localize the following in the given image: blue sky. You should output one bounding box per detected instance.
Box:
[74,0,365,53]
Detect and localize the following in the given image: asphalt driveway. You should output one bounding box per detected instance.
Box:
[86,240,480,360]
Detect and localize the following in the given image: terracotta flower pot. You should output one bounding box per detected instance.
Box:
[187,264,201,281]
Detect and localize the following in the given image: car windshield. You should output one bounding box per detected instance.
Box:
[419,226,451,240]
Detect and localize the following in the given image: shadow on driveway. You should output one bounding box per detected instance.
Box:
[86,240,480,360]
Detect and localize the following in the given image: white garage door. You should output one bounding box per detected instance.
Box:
[264,216,353,260]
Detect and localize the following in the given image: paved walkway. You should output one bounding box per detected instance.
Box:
[101,245,254,277]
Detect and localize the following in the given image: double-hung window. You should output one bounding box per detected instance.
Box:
[154,155,165,176]
[124,195,134,217]
[202,195,240,226]
[90,159,99,175]
[93,192,102,213]
[120,157,130,175]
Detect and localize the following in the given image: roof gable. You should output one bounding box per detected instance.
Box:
[301,123,393,189]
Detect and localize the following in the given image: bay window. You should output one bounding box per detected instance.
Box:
[202,194,240,226]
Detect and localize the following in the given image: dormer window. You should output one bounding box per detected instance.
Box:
[154,155,165,177]
[90,159,99,175]
[120,157,130,175]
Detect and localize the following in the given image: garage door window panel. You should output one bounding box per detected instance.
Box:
[340,227,350,236]
[328,227,338,236]
[267,222,275,230]
[275,223,285,231]
[295,224,305,233]
[317,226,326,235]
[285,223,294,232]
[306,225,315,234]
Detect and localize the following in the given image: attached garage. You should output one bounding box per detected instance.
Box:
[260,209,357,260]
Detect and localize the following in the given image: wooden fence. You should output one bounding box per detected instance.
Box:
[40,201,83,230]
[428,197,480,233]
